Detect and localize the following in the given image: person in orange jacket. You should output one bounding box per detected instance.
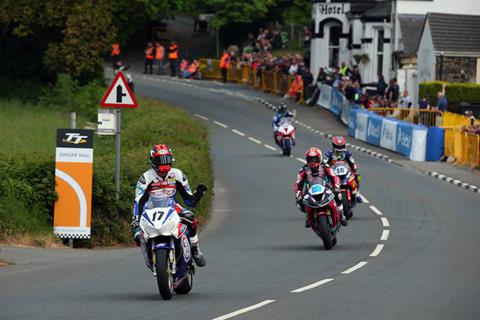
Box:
[144,42,155,74]
[168,41,179,77]
[155,42,165,75]
[286,75,303,101]
[111,43,121,69]
[219,51,231,83]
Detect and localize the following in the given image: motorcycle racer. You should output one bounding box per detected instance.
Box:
[325,136,361,185]
[272,103,295,144]
[131,144,207,267]
[294,147,348,228]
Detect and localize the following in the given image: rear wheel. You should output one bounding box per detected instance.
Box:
[282,139,291,156]
[154,250,173,300]
[317,215,333,250]
[174,270,193,294]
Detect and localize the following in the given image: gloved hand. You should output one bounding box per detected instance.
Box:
[295,190,302,201]
[192,184,208,203]
[130,215,140,229]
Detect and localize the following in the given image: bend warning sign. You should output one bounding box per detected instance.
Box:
[100,71,138,108]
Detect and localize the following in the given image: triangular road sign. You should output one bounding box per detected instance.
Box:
[100,72,138,108]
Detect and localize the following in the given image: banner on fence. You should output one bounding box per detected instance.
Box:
[318,84,332,110]
[355,111,368,142]
[366,115,382,146]
[380,118,397,151]
[330,89,344,116]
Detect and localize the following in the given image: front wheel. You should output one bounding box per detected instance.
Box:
[341,190,352,220]
[282,139,291,156]
[317,215,333,250]
[155,250,173,300]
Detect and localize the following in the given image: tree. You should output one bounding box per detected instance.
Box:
[201,0,276,28]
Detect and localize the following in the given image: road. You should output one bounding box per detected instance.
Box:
[1,74,479,320]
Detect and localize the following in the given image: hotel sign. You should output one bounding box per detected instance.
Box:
[315,3,350,17]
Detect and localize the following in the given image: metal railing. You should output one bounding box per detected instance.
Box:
[367,108,443,127]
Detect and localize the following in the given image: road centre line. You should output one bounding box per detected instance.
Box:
[231,129,245,136]
[369,205,383,216]
[211,300,276,320]
[381,217,390,228]
[369,244,384,257]
[194,114,209,121]
[264,144,277,151]
[341,261,368,274]
[296,157,307,164]
[291,278,334,293]
[358,194,369,203]
[380,230,390,241]
[248,137,262,144]
[214,120,228,128]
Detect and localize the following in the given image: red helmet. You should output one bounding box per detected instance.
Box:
[305,147,322,170]
[332,136,346,150]
[150,144,173,174]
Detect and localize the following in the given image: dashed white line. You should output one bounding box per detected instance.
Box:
[358,194,369,203]
[231,129,245,136]
[195,114,209,121]
[291,279,334,293]
[341,261,368,274]
[248,137,262,144]
[369,244,384,257]
[369,205,383,216]
[296,157,307,164]
[264,144,277,151]
[212,300,276,320]
[214,120,228,128]
[381,217,390,227]
[380,229,390,241]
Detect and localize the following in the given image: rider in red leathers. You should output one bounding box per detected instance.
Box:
[131,144,207,268]
[294,147,348,228]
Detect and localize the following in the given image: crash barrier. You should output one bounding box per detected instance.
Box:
[442,111,472,128]
[198,58,222,80]
[367,108,443,127]
[443,128,480,167]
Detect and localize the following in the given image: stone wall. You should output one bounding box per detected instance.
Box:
[435,56,477,82]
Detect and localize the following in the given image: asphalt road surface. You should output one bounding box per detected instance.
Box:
[1,74,479,320]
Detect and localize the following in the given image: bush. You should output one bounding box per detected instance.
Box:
[419,81,444,105]
[419,81,480,106]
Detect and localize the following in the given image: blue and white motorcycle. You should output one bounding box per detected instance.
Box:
[139,195,195,300]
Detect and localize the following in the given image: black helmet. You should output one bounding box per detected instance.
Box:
[277,103,287,112]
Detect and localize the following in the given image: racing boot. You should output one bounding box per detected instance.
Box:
[190,235,206,267]
[337,202,348,227]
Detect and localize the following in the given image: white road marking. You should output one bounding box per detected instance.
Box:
[296,157,307,164]
[291,279,334,293]
[341,261,368,274]
[248,137,262,144]
[381,229,390,241]
[231,129,245,136]
[358,193,369,203]
[369,205,383,216]
[214,120,228,128]
[369,244,384,257]
[381,217,390,227]
[264,144,277,151]
[212,300,276,320]
[194,114,209,121]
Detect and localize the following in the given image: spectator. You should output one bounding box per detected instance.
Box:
[155,42,165,75]
[419,96,431,126]
[386,78,399,107]
[436,91,448,112]
[377,74,387,97]
[339,62,349,77]
[316,67,327,84]
[182,60,200,79]
[350,65,361,85]
[302,67,314,100]
[302,26,311,51]
[285,75,303,101]
[399,90,412,108]
[168,40,179,77]
[144,42,154,74]
[219,50,231,83]
[111,43,121,69]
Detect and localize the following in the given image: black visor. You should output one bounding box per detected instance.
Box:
[151,154,172,166]
[307,156,320,163]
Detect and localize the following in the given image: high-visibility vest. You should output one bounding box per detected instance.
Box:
[340,65,348,76]
[145,47,154,59]
[220,53,230,68]
[169,44,178,60]
[155,46,164,59]
[111,43,120,56]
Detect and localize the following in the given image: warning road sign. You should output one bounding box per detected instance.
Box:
[100,71,138,108]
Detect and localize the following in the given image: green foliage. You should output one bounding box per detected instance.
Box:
[278,0,312,26]
[419,81,480,105]
[203,0,276,28]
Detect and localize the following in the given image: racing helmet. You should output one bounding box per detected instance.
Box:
[305,147,322,171]
[150,144,173,174]
[332,136,346,157]
[277,103,287,113]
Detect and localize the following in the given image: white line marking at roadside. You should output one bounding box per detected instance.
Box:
[264,144,277,151]
[231,129,245,136]
[291,279,334,293]
[369,205,383,216]
[296,157,307,164]
[358,194,369,203]
[341,261,368,274]
[214,120,228,128]
[369,244,384,257]
[248,137,262,144]
[381,217,390,227]
[194,114,209,121]
[381,230,390,241]
[212,300,276,320]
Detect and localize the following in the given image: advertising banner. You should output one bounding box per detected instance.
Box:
[380,118,398,151]
[348,107,357,137]
[411,127,427,161]
[355,111,368,142]
[54,129,93,239]
[396,123,413,158]
[366,115,382,146]
[317,84,332,110]
[330,89,344,116]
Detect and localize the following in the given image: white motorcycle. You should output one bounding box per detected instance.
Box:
[275,117,296,156]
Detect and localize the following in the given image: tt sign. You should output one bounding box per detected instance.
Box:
[53,129,93,239]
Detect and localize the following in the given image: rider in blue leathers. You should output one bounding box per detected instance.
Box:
[325,136,362,193]
[272,103,295,145]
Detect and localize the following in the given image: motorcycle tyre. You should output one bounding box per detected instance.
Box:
[282,139,291,156]
[342,190,352,220]
[155,250,173,300]
[332,237,337,247]
[174,270,193,295]
[317,215,333,250]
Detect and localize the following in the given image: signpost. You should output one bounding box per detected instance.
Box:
[100,71,138,199]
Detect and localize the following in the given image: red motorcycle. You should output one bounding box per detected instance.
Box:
[330,160,359,220]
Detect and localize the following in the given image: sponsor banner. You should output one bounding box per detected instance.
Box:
[330,89,344,116]
[54,129,94,239]
[341,100,350,125]
[348,107,358,137]
[355,111,368,142]
[396,123,413,157]
[411,127,427,161]
[317,84,332,110]
[366,115,382,146]
[380,118,398,151]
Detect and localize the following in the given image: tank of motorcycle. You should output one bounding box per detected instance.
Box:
[140,206,181,240]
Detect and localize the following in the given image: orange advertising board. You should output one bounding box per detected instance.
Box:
[53,129,93,239]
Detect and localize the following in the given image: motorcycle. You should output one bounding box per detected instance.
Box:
[139,195,196,300]
[331,161,359,220]
[302,181,341,250]
[275,117,296,156]
[115,64,135,93]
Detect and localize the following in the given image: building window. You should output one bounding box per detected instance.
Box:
[376,29,384,76]
[328,25,342,68]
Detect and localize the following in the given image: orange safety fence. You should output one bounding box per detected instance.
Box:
[444,128,480,167]
[367,108,442,127]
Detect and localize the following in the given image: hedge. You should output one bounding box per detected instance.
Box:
[419,81,480,106]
